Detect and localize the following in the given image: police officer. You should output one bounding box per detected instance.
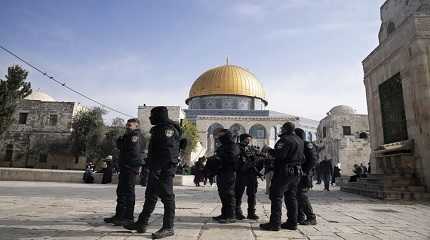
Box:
[212,129,240,224]
[104,118,144,226]
[260,121,304,231]
[294,128,317,225]
[124,107,181,239]
[235,134,262,220]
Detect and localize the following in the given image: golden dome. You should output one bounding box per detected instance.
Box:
[187,64,267,105]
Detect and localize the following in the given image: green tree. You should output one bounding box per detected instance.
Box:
[100,125,125,158]
[0,65,32,135]
[111,117,125,127]
[71,107,106,162]
[181,120,199,155]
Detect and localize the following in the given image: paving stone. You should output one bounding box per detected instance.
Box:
[0,181,430,240]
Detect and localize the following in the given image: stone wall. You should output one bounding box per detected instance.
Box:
[137,106,185,134]
[317,109,371,175]
[363,2,430,188]
[0,100,82,170]
[379,0,426,42]
[0,168,194,186]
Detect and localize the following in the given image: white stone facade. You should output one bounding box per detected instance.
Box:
[317,106,371,175]
[137,105,318,163]
[363,0,430,188]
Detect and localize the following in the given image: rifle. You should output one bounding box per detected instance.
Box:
[240,145,266,181]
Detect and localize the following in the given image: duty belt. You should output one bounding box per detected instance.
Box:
[286,165,303,176]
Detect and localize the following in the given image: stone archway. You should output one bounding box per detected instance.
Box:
[249,124,267,147]
[229,123,246,143]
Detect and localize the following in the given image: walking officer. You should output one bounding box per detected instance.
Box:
[104,118,144,226]
[124,106,181,239]
[212,129,240,224]
[235,133,263,220]
[260,121,304,231]
[294,128,318,225]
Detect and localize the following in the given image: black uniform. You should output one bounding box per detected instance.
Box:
[235,144,263,219]
[296,141,318,223]
[115,128,144,221]
[268,132,304,228]
[215,130,240,220]
[136,114,181,230]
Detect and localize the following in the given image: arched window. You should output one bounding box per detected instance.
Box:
[207,123,224,155]
[308,132,313,142]
[208,123,224,138]
[229,124,246,142]
[271,126,277,142]
[249,124,266,139]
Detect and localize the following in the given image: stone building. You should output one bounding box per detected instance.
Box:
[139,64,318,164]
[317,105,370,176]
[341,0,430,200]
[0,91,86,170]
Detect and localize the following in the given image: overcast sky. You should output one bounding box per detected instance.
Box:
[0,0,386,122]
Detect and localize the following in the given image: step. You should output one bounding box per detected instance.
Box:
[389,186,426,192]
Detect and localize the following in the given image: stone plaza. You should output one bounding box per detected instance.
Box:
[1,181,429,240]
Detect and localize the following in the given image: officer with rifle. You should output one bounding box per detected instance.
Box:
[235,134,264,220]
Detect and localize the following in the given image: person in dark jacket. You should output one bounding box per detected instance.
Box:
[102,156,113,184]
[104,118,144,226]
[319,157,333,191]
[192,157,206,187]
[235,134,264,220]
[212,129,240,224]
[294,128,317,225]
[260,121,304,231]
[124,107,182,239]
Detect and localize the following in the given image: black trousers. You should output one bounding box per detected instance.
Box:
[269,173,299,227]
[115,168,137,220]
[217,171,236,218]
[296,176,316,222]
[138,168,176,229]
[139,167,149,186]
[235,173,258,215]
[322,174,331,190]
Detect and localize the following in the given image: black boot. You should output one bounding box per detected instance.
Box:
[247,213,259,220]
[302,218,317,225]
[123,221,147,233]
[152,228,174,239]
[112,218,134,226]
[259,222,280,231]
[236,210,246,220]
[280,222,298,230]
[216,217,236,224]
[104,215,120,223]
[212,215,225,221]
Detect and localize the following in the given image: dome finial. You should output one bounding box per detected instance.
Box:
[226,56,229,65]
